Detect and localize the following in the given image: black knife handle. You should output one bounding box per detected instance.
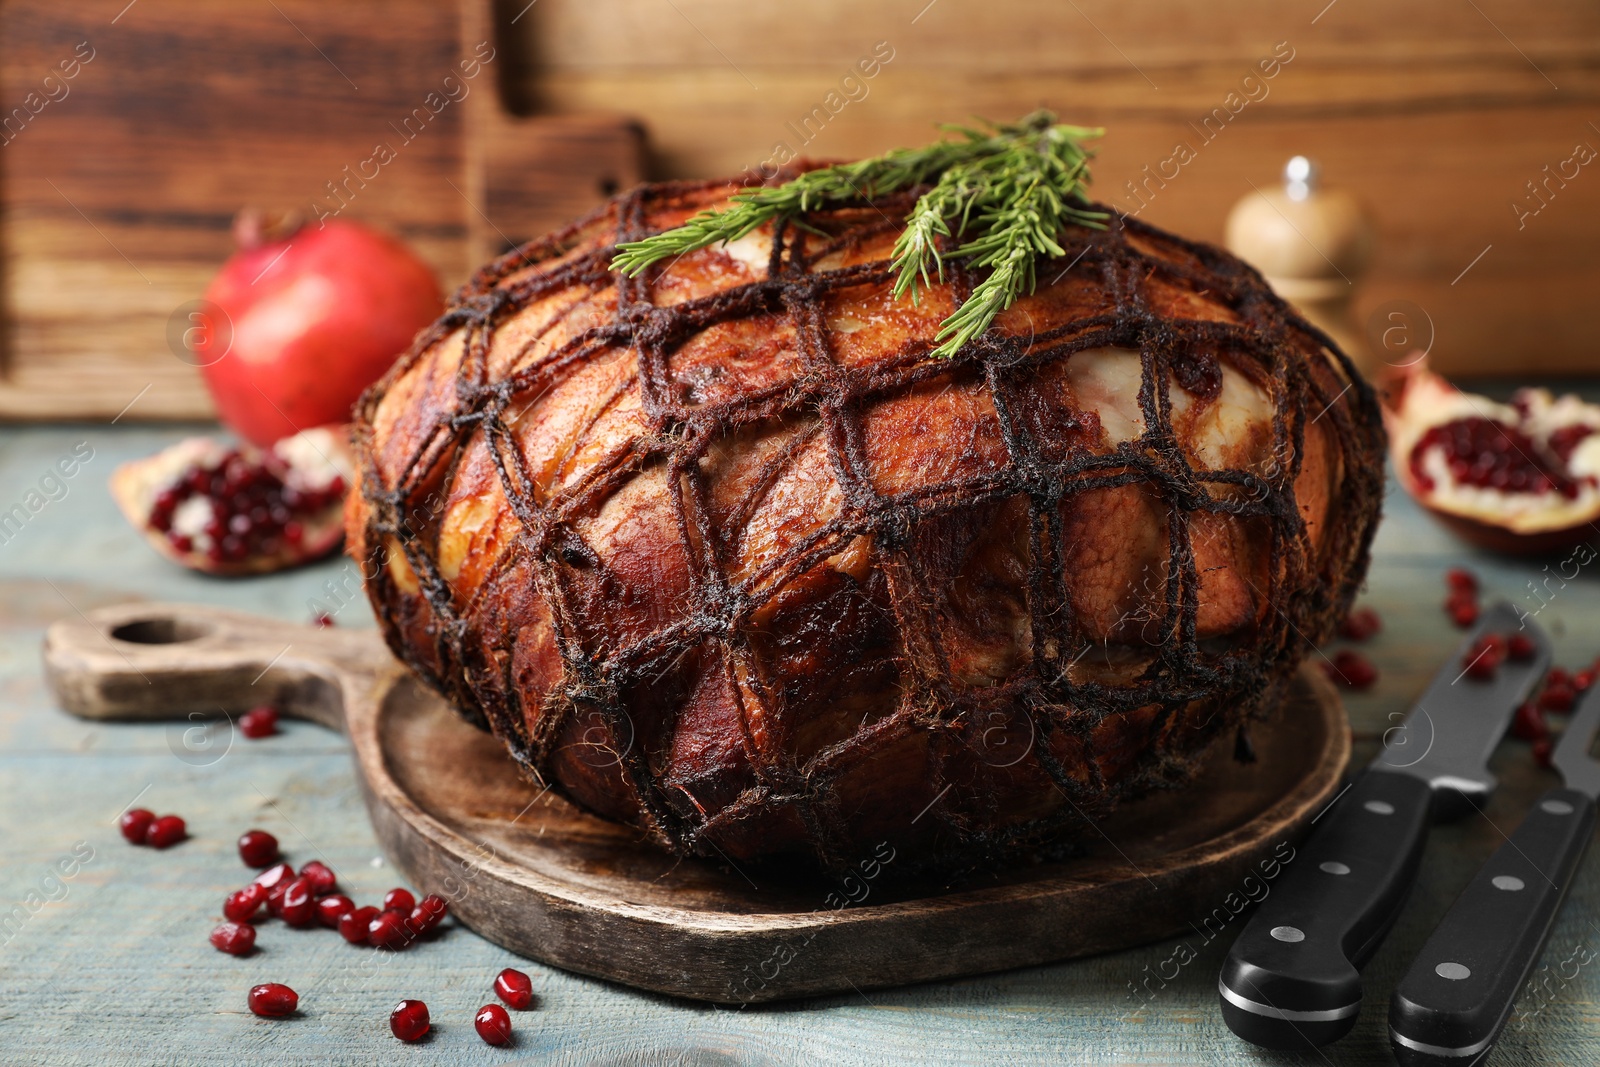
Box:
[1219,770,1433,1049]
[1389,786,1595,1066]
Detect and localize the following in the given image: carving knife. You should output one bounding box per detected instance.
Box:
[1218,602,1552,1049]
[1388,662,1600,1064]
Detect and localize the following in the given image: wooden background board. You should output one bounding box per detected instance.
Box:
[2,421,1598,1062]
[0,0,641,421]
[1,1,1594,425]
[506,0,1600,379]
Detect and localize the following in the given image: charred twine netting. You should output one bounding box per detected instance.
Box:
[351,173,1384,876]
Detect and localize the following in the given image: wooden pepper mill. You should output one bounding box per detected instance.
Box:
[1225,157,1376,377]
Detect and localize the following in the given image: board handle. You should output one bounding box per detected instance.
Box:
[42,601,394,735]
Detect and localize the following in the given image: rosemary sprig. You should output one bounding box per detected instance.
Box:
[610,111,1108,359]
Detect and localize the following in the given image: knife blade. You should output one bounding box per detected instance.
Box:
[1388,664,1600,1065]
[1218,602,1552,1050]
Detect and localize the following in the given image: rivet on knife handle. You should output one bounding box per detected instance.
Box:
[1388,787,1596,1065]
[1218,769,1433,1049]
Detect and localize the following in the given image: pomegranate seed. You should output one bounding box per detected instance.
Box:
[1321,649,1377,690]
[1533,738,1554,768]
[119,808,155,844]
[1547,667,1572,689]
[1576,670,1595,691]
[253,862,295,891]
[475,1003,513,1046]
[494,968,535,1010]
[1508,633,1537,662]
[1448,598,1480,628]
[223,883,269,922]
[367,909,413,950]
[389,999,430,1043]
[316,894,355,929]
[299,860,337,895]
[248,983,298,1017]
[1463,635,1506,681]
[340,904,380,944]
[1539,683,1576,714]
[237,829,279,868]
[1511,702,1548,742]
[279,877,315,927]
[1445,567,1479,594]
[210,920,256,956]
[145,814,186,849]
[1548,424,1596,463]
[382,887,416,915]
[1337,606,1382,643]
[239,705,278,739]
[409,894,448,935]
[313,611,334,628]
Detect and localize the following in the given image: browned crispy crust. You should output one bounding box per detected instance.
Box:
[348,172,1384,875]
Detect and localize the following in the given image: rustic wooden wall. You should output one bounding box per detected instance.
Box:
[503,0,1600,378]
[0,0,1594,425]
[0,0,641,422]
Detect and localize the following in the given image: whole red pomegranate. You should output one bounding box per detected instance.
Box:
[199,213,443,447]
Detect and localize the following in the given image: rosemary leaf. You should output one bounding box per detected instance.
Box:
[610,111,1108,359]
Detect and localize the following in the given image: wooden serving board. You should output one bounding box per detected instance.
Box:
[0,0,642,421]
[43,601,1350,1004]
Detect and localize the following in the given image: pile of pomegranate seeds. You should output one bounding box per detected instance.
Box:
[146,814,545,1039]
[238,705,279,739]
[390,999,431,1043]
[494,968,535,1010]
[146,447,344,566]
[1409,418,1578,499]
[1510,660,1598,769]
[1444,567,1480,628]
[1322,648,1378,690]
[238,829,279,867]
[248,983,299,1018]
[121,809,187,849]
[475,1003,513,1046]
[1337,606,1383,643]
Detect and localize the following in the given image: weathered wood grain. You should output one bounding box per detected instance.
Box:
[0,0,642,422]
[507,0,1600,378]
[1,423,1598,1063]
[41,599,1348,1003]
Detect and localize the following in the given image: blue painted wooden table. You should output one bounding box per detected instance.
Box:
[0,423,1595,1066]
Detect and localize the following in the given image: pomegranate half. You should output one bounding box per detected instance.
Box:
[348,173,1385,874]
[111,426,353,576]
[1382,358,1600,555]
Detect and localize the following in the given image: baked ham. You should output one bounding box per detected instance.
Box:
[348,173,1383,874]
